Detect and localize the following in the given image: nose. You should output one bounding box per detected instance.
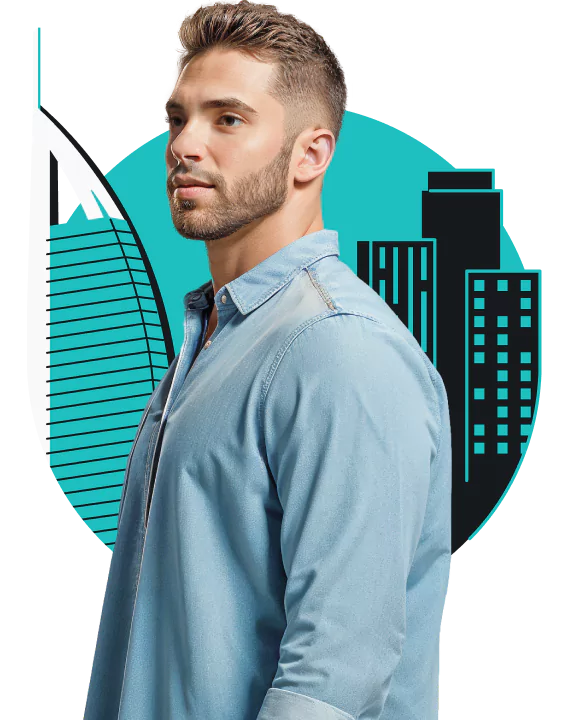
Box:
[169,122,207,164]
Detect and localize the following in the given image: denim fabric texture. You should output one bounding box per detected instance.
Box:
[84,228,452,720]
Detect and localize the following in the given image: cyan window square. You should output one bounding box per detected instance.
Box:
[520,388,531,400]
[474,297,485,310]
[520,316,531,328]
[497,442,508,454]
[497,406,508,418]
[474,388,485,400]
[497,424,508,436]
[497,315,508,327]
[474,315,485,328]
[474,424,485,436]
[498,279,508,291]
[497,388,508,400]
[520,297,531,310]
[497,334,508,345]
[521,370,531,382]
[497,370,508,382]
[520,352,531,364]
[474,352,485,363]
[474,442,485,454]
[520,406,531,418]
[520,279,531,291]
[520,424,532,436]
[497,352,508,364]
[474,334,485,345]
[474,279,485,291]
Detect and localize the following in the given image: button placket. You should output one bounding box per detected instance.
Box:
[144,297,209,527]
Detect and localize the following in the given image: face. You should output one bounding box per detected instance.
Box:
[165,48,295,241]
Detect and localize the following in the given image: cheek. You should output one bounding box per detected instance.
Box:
[221,132,284,174]
[252,129,284,161]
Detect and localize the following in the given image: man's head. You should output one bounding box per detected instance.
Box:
[165,1,347,241]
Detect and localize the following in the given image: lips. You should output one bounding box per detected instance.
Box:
[174,177,214,189]
[175,185,214,198]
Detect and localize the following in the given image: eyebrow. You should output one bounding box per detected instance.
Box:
[165,96,259,116]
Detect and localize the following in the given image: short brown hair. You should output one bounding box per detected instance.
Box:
[177,1,347,144]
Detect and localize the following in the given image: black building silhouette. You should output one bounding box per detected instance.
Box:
[349,171,542,551]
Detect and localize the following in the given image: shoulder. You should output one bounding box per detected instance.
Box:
[264,309,429,381]
[262,310,442,435]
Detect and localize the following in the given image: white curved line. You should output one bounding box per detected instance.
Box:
[32,109,124,220]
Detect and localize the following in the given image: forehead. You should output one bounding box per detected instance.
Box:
[170,48,282,115]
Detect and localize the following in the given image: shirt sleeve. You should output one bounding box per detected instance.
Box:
[257,312,442,720]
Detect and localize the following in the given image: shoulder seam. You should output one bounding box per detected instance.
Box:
[306,266,336,311]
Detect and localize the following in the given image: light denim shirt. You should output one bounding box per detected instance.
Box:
[84,228,452,720]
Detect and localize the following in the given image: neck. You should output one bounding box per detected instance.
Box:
[207,204,324,300]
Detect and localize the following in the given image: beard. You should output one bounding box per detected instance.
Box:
[166,133,296,242]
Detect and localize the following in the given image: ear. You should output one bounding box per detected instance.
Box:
[294,127,335,184]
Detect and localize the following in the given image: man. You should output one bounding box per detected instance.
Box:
[84,2,452,719]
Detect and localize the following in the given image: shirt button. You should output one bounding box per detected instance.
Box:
[203,340,212,349]
[221,294,227,304]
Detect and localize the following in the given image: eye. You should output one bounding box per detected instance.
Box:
[165,115,183,128]
[160,112,179,127]
[164,114,244,128]
[218,114,244,128]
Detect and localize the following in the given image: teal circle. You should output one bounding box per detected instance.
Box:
[57,107,534,549]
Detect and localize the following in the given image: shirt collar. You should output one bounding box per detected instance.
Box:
[185,229,339,315]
